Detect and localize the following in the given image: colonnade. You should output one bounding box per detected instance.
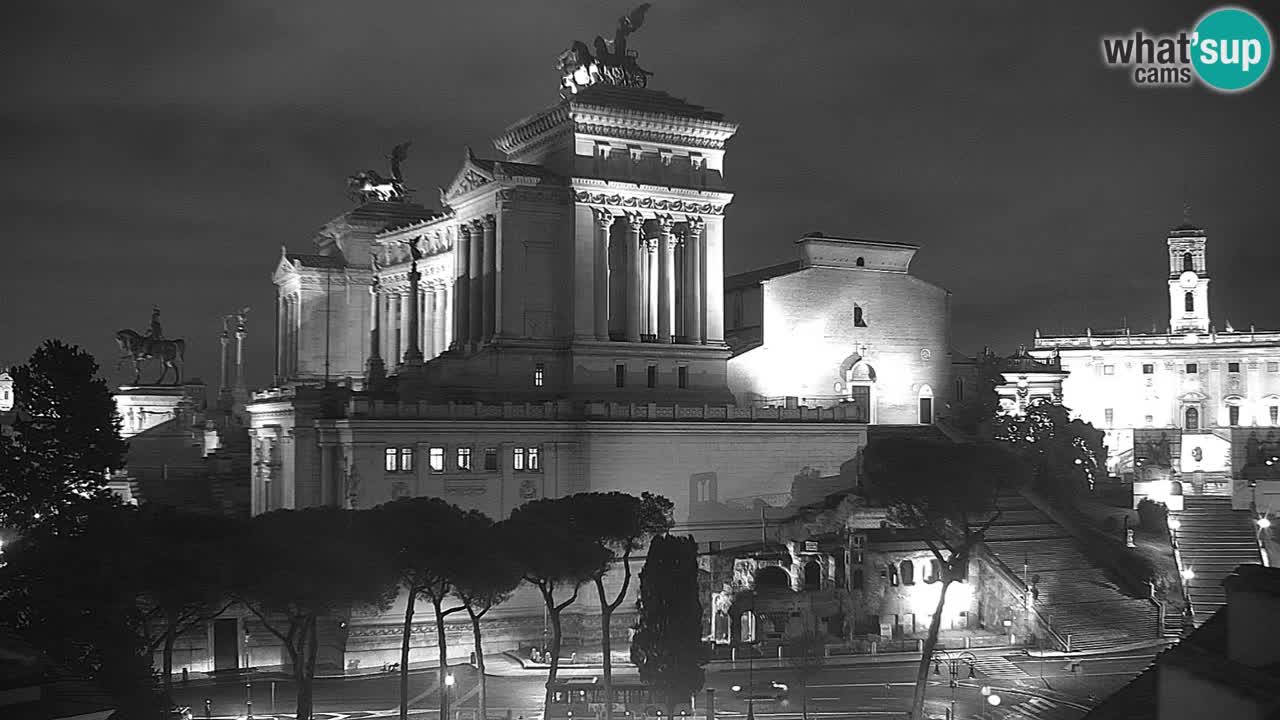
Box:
[453,215,499,349]
[277,292,301,377]
[375,282,454,364]
[595,210,710,344]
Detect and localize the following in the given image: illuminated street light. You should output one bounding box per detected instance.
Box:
[1258,517,1272,530]
[445,674,455,687]
[1168,518,1181,531]
[987,694,1002,706]
[1181,567,1196,581]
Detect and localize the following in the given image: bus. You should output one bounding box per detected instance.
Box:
[546,678,692,720]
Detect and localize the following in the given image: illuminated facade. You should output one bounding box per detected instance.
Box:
[1032,220,1280,502]
[725,233,955,424]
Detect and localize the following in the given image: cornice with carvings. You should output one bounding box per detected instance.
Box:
[496,186,573,208]
[573,190,727,216]
[573,177,732,202]
[493,105,572,156]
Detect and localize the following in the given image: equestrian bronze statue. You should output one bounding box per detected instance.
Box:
[115,307,186,385]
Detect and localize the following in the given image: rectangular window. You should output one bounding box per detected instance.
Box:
[615,363,626,388]
[678,366,688,389]
[1270,362,1280,373]
[399,447,414,472]
[484,447,498,471]
[528,446,541,472]
[1142,364,1154,374]
[1145,415,1154,426]
[1271,406,1278,425]
[429,447,445,473]
[1105,408,1114,426]
[1103,365,1115,375]
[1228,362,1241,373]
[647,365,657,388]
[1229,406,1241,426]
[534,363,545,387]
[456,447,472,472]
[385,448,398,472]
[513,447,526,471]
[1186,363,1198,374]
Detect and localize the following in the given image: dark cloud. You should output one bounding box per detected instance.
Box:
[2,1,1278,384]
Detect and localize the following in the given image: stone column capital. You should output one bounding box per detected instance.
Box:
[482,214,497,231]
[459,222,473,239]
[625,212,646,232]
[685,216,705,234]
[658,215,677,235]
[592,207,616,229]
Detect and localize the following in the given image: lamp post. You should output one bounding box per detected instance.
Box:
[1257,515,1272,566]
[443,672,455,720]
[931,649,977,720]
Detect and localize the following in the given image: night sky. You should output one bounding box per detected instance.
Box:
[3,1,1278,389]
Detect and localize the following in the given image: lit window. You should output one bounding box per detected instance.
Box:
[1105,408,1114,426]
[954,377,964,402]
[514,447,526,471]
[1186,363,1198,374]
[678,366,688,389]
[615,364,626,388]
[1142,364,1154,374]
[1271,406,1278,425]
[534,363,545,387]
[1228,362,1241,373]
[399,448,414,472]
[1185,292,1194,313]
[457,447,472,472]
[888,566,899,587]
[1103,365,1114,375]
[647,365,657,388]
[385,448,398,472]
[484,447,498,471]
[1229,405,1241,427]
[528,446,541,472]
[1145,415,1154,426]
[429,447,445,473]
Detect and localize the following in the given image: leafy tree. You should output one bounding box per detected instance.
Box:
[0,340,127,530]
[452,515,522,720]
[134,506,239,704]
[0,497,164,717]
[994,398,1106,498]
[231,508,399,720]
[630,534,706,717]
[861,437,1028,720]
[373,498,476,720]
[947,348,1002,435]
[503,497,610,714]
[571,492,673,720]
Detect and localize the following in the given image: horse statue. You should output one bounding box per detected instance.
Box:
[115,329,185,385]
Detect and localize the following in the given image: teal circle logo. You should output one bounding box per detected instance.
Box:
[1192,6,1273,92]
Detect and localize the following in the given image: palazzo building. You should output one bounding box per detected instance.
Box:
[229,18,960,675]
[1032,218,1280,505]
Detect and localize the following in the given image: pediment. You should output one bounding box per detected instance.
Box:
[442,148,495,202]
[272,250,299,284]
[1178,390,1208,402]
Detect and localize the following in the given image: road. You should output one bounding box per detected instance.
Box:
[169,649,1158,720]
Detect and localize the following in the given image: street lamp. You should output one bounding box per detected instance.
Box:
[1181,567,1196,582]
[443,673,455,720]
[931,649,977,720]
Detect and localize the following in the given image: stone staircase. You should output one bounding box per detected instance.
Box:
[983,493,1162,652]
[1173,495,1263,625]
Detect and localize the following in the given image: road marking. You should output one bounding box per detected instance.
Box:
[973,655,1031,680]
[810,697,841,701]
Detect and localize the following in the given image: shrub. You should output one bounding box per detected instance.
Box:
[1102,516,1120,534]
[1137,498,1169,533]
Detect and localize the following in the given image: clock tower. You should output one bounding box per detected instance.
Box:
[1167,214,1210,334]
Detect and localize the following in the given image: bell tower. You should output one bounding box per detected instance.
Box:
[1167,209,1210,334]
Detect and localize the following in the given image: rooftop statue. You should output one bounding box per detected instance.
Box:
[347,141,412,203]
[559,4,654,96]
[115,306,186,385]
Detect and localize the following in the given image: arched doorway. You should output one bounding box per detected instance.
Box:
[1185,406,1200,431]
[918,385,934,424]
[843,359,877,423]
[755,565,790,591]
[803,560,821,590]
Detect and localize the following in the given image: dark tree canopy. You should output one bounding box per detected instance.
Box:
[630,534,705,713]
[0,340,127,530]
[994,398,1107,497]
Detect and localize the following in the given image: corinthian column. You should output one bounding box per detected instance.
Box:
[433,285,447,357]
[593,208,613,340]
[403,252,423,366]
[685,217,704,344]
[625,214,643,343]
[481,214,497,342]
[454,224,471,351]
[366,278,385,386]
[658,217,676,343]
[469,219,484,346]
[646,238,658,337]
